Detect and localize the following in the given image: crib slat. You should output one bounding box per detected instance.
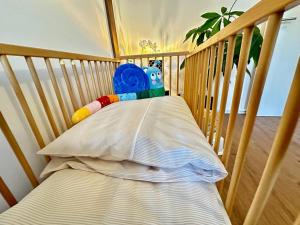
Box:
[97,61,106,96]
[294,213,300,225]
[0,55,46,149]
[198,48,210,130]
[0,112,39,187]
[100,62,109,95]
[194,51,203,124]
[0,177,17,207]
[243,57,299,225]
[88,61,98,98]
[183,57,190,102]
[169,56,172,95]
[221,27,254,168]
[209,41,224,145]
[105,62,113,94]
[162,56,165,85]
[192,53,202,119]
[26,57,60,138]
[225,13,283,215]
[189,56,195,110]
[204,45,216,136]
[60,60,78,111]
[213,36,236,153]
[176,55,180,96]
[80,60,92,102]
[45,58,71,129]
[71,61,86,106]
[94,61,103,96]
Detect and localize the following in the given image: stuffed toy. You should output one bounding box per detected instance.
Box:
[72,62,165,124]
[113,63,149,94]
[143,60,165,97]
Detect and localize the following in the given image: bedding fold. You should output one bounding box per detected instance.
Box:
[39,96,227,183]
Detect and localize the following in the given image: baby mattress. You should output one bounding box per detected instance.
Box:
[0,169,230,225]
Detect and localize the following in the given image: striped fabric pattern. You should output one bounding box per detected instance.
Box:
[39,96,227,182]
[0,169,231,225]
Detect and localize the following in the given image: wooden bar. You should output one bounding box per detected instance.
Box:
[120,51,189,60]
[204,45,216,136]
[198,48,210,129]
[97,62,105,96]
[243,57,300,225]
[100,62,109,95]
[0,112,39,187]
[294,213,300,225]
[176,55,180,95]
[80,60,92,102]
[183,57,190,102]
[194,51,204,123]
[162,56,165,85]
[213,36,236,153]
[45,58,71,129]
[71,61,86,106]
[94,61,103,96]
[25,57,60,138]
[88,61,98,98]
[169,56,172,95]
[0,43,119,62]
[225,13,283,215]
[189,0,299,56]
[0,177,17,207]
[104,0,120,57]
[60,60,78,111]
[221,27,254,168]
[140,58,142,67]
[209,41,224,145]
[192,53,202,117]
[0,55,46,149]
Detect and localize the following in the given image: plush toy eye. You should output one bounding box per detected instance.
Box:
[150,73,156,80]
[157,72,162,79]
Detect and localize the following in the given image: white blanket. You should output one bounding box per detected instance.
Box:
[0,169,231,225]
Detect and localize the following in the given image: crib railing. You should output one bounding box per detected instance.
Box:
[120,51,188,96]
[184,0,300,224]
[0,43,119,191]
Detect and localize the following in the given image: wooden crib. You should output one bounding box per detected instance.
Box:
[0,0,300,224]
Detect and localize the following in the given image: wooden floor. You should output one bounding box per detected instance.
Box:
[220,115,300,225]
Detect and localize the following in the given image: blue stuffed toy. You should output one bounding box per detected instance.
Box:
[113,63,149,94]
[143,60,165,97]
[143,60,164,89]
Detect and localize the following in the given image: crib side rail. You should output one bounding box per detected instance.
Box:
[184,0,300,224]
[120,51,188,96]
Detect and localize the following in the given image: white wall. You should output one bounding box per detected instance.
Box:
[258,6,300,116]
[0,0,112,212]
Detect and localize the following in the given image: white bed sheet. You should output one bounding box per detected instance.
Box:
[0,169,231,225]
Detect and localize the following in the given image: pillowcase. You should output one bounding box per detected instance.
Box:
[39,96,227,182]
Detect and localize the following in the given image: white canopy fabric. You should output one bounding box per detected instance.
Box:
[111,0,258,55]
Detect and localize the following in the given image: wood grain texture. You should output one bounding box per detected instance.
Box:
[0,177,17,207]
[0,55,46,149]
[226,13,283,215]
[26,57,60,138]
[0,43,118,62]
[0,112,39,187]
[221,115,300,225]
[104,0,120,57]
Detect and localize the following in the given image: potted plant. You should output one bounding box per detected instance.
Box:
[182,1,263,76]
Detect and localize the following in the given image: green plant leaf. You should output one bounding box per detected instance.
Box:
[196,32,205,45]
[225,11,244,16]
[223,18,231,27]
[180,59,185,70]
[199,17,220,32]
[206,30,212,39]
[221,7,227,14]
[192,31,198,43]
[211,19,221,36]
[201,12,221,19]
[184,28,198,42]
